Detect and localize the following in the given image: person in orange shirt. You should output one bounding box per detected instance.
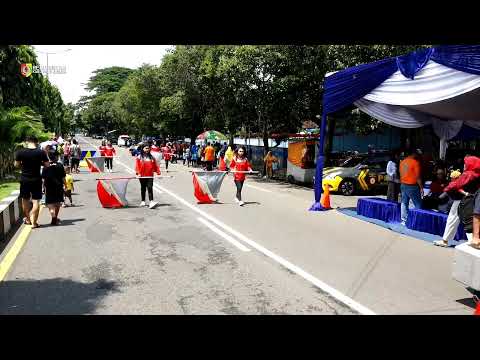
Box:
[204,142,215,171]
[399,149,423,225]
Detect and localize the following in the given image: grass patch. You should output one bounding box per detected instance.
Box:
[0,179,20,201]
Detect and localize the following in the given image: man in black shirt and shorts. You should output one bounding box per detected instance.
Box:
[14,136,50,228]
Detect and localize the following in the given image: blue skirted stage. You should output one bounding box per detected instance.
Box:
[406,208,467,241]
[350,197,467,246]
[357,198,401,224]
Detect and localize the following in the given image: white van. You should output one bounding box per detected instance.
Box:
[117,135,131,147]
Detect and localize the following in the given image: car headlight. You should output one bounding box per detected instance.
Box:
[323,172,341,180]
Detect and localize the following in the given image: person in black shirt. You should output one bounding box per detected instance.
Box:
[42,152,66,225]
[14,136,50,228]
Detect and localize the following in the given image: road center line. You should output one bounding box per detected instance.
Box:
[197,217,251,252]
[114,157,375,315]
[244,184,274,193]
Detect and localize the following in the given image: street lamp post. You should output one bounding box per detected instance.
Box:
[36,47,72,135]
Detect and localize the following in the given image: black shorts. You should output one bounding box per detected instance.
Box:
[71,158,80,167]
[64,189,72,198]
[45,187,64,205]
[20,179,43,200]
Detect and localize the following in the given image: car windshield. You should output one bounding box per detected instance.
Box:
[339,156,365,168]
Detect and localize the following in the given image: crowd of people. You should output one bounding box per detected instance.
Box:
[130,139,259,205]
[385,149,480,249]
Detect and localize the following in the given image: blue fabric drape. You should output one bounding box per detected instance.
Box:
[322,57,398,115]
[406,208,467,241]
[431,45,480,75]
[451,125,480,141]
[356,198,401,224]
[396,48,434,80]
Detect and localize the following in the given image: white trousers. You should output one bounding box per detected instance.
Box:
[443,200,461,242]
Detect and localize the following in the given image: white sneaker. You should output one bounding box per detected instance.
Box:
[239,201,245,206]
[149,201,158,209]
[140,201,146,207]
[234,198,240,203]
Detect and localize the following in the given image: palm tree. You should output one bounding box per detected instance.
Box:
[0,106,49,178]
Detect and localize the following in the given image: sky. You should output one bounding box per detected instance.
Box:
[33,45,172,104]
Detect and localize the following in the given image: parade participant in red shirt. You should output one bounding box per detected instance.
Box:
[150,141,160,153]
[161,143,172,171]
[229,146,253,206]
[104,141,116,173]
[135,144,161,208]
[99,140,107,156]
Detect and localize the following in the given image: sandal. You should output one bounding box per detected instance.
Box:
[31,223,40,229]
[469,243,480,250]
[433,240,449,247]
[23,217,31,225]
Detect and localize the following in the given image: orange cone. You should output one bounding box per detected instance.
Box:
[320,183,332,209]
[474,297,480,316]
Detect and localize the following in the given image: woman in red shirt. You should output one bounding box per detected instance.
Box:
[229,146,253,206]
[104,141,116,173]
[135,144,161,208]
[161,143,172,171]
[99,140,107,156]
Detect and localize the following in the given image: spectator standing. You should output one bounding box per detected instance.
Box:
[70,139,82,174]
[204,142,216,171]
[386,152,400,202]
[190,144,198,167]
[263,151,278,180]
[399,149,423,225]
[14,136,50,228]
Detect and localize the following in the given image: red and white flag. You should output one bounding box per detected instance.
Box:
[86,156,105,173]
[192,171,227,204]
[97,178,132,208]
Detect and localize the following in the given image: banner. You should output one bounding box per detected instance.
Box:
[192,171,227,203]
[97,178,131,208]
[86,156,105,173]
[80,150,96,167]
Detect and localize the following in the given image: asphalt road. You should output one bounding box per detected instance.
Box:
[0,136,355,315]
[0,136,476,315]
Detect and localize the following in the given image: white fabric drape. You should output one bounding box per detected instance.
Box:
[353,60,480,160]
[364,60,480,105]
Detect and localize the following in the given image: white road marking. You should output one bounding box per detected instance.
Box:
[115,156,375,315]
[244,184,274,193]
[197,217,251,252]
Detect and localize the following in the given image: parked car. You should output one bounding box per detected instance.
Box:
[321,153,391,196]
[117,135,131,147]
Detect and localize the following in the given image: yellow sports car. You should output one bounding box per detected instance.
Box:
[322,155,390,196]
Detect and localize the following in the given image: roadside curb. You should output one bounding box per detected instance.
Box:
[0,190,23,244]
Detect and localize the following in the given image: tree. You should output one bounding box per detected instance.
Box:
[85,66,134,97]
[0,106,48,177]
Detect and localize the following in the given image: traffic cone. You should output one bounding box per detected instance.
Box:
[320,183,332,209]
[474,296,480,315]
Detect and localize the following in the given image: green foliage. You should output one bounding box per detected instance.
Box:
[0,106,49,177]
[85,66,134,96]
[79,44,431,149]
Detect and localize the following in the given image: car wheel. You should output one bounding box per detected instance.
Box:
[340,179,355,196]
[287,175,295,184]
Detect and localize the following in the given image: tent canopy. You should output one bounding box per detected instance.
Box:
[311,45,480,211]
